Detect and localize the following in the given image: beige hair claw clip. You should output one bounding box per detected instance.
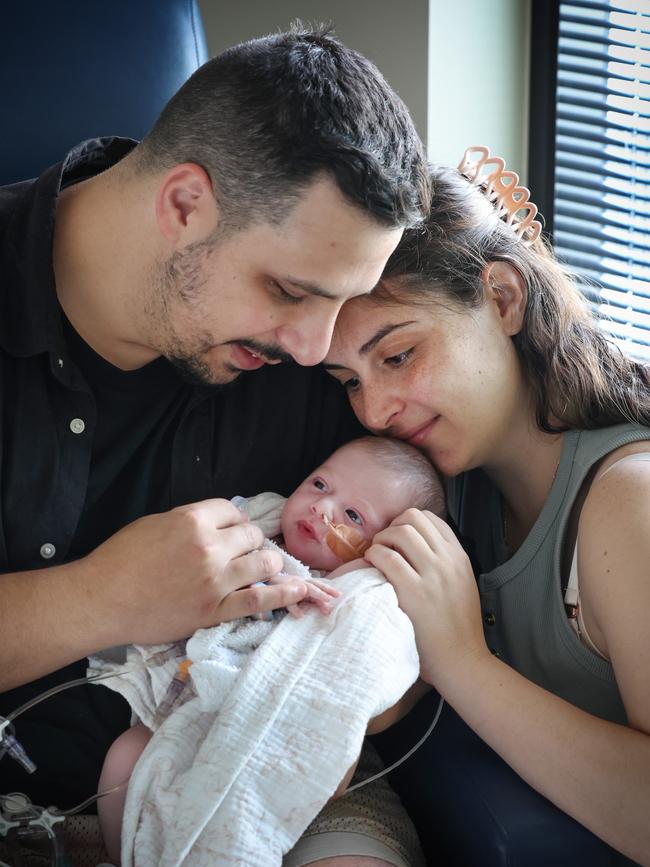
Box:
[458,145,542,244]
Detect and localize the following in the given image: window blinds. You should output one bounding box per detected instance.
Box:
[554,0,650,360]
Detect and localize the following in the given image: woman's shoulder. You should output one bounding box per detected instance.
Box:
[570,422,650,472]
[577,436,650,535]
[576,438,650,670]
[579,438,650,544]
[591,439,650,478]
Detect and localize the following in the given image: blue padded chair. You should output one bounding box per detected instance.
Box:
[1,0,208,185]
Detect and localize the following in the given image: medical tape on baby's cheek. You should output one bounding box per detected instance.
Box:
[323,517,370,563]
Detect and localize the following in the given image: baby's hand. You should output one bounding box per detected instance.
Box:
[292,577,341,618]
[268,574,340,618]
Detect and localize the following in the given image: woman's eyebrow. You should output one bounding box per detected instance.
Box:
[323,321,416,370]
[358,322,416,354]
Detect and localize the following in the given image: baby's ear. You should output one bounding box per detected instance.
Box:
[482,260,526,337]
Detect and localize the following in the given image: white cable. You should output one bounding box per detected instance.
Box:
[345,695,444,794]
[7,668,133,722]
[51,780,129,817]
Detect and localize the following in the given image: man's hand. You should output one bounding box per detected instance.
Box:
[86,499,310,645]
[267,575,341,618]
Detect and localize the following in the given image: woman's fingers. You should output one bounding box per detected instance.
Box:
[372,508,469,577]
[367,523,442,581]
[386,507,458,547]
[364,541,421,594]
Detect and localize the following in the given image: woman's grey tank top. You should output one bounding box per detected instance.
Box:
[447,423,650,724]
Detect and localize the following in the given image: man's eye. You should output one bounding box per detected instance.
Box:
[385,349,413,366]
[345,509,363,526]
[272,280,304,305]
[313,478,327,491]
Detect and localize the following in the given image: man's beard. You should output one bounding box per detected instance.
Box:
[150,240,292,387]
[167,338,293,387]
[166,352,227,387]
[148,238,229,386]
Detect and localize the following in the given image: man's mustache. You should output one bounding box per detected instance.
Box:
[231,339,294,364]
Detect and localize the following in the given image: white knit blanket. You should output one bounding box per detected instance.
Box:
[89,495,419,866]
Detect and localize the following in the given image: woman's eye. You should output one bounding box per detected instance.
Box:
[384,349,413,367]
[345,508,363,526]
[342,375,361,392]
[313,478,327,491]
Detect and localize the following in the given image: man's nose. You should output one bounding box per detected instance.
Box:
[276,308,338,366]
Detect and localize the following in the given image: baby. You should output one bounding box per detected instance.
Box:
[257,433,445,609]
[97,435,445,864]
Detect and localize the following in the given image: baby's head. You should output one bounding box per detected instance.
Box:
[281,436,445,571]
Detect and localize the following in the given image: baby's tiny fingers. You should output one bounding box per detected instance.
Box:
[310,578,341,598]
[305,584,333,604]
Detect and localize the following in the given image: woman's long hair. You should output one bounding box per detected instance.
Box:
[378,165,650,432]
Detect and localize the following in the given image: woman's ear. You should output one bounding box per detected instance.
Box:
[481,260,526,336]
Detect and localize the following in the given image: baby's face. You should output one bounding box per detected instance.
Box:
[280,443,416,571]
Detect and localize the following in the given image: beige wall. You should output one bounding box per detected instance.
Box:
[198,0,530,178]
[428,0,531,179]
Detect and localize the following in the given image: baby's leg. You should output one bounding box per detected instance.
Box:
[97,722,152,865]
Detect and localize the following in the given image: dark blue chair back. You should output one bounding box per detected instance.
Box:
[1,0,208,184]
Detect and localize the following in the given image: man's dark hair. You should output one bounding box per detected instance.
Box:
[135,26,430,231]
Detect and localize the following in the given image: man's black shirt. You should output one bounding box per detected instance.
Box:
[60,312,187,560]
[0,139,362,808]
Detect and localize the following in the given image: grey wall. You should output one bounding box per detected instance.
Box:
[198,0,531,179]
[197,0,429,142]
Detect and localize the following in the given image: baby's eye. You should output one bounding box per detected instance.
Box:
[384,349,413,367]
[345,508,363,526]
[313,478,327,492]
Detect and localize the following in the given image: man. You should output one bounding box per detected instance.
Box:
[0,27,428,866]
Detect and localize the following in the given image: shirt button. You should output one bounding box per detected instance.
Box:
[484,612,496,627]
[40,543,56,559]
[69,418,86,435]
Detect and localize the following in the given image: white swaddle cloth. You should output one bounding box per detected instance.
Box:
[88,493,419,867]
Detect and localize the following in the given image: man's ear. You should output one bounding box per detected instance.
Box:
[155,163,219,245]
[481,260,526,337]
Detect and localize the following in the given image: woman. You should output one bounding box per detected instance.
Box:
[324,158,650,866]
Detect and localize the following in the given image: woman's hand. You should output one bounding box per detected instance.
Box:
[365,508,489,686]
